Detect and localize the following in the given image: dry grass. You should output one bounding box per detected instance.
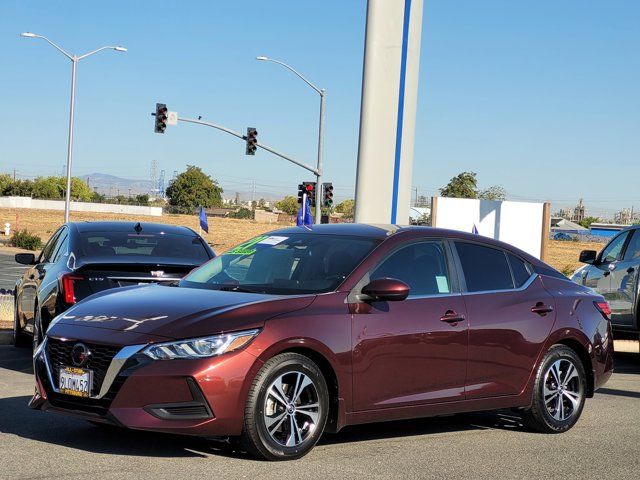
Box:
[0,207,288,254]
[546,239,603,275]
[0,296,12,325]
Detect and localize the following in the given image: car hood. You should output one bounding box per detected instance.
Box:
[52,284,315,340]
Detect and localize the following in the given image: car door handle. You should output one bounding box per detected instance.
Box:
[440,310,465,324]
[531,302,554,316]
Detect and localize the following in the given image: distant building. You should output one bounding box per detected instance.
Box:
[550,217,588,234]
[589,223,627,238]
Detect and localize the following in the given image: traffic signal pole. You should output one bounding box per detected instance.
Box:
[176,116,321,180]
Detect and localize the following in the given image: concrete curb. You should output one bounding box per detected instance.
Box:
[0,329,13,346]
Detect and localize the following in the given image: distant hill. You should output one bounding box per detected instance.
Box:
[80,173,156,196]
[79,172,285,202]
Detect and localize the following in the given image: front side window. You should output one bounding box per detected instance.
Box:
[370,241,451,296]
[622,230,640,261]
[600,231,629,264]
[182,233,379,295]
[456,242,513,292]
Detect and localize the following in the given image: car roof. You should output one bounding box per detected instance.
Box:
[266,223,546,265]
[69,221,197,236]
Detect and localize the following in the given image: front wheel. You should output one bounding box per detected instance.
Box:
[12,300,30,348]
[523,345,586,433]
[240,353,329,461]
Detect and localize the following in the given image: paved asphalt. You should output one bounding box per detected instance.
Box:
[0,348,639,479]
[0,251,24,292]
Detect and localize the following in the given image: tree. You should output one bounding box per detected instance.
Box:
[479,185,507,201]
[165,165,223,213]
[275,196,299,215]
[0,174,12,194]
[335,199,355,218]
[439,172,478,198]
[579,216,600,229]
[32,177,64,199]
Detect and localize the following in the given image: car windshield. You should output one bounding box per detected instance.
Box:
[78,231,210,263]
[180,233,379,294]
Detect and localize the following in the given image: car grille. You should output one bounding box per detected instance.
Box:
[46,337,120,395]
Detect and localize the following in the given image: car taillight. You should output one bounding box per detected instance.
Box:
[594,301,611,320]
[59,274,84,305]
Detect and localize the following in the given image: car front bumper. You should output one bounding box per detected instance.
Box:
[30,331,262,437]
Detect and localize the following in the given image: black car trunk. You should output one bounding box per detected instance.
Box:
[69,261,198,302]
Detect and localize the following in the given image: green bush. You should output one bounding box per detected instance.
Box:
[10,230,42,251]
[229,207,254,219]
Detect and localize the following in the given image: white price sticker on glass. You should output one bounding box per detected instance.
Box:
[258,236,289,246]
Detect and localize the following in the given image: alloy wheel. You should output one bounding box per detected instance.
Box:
[543,359,583,421]
[263,371,321,447]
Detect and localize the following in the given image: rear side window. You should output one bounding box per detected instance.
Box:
[455,242,513,292]
[507,252,532,287]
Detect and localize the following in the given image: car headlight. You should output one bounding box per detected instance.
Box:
[143,329,260,360]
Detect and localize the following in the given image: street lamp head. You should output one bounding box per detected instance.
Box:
[256,56,269,61]
[20,32,37,38]
[114,46,127,52]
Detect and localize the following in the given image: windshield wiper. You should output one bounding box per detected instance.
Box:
[217,285,261,294]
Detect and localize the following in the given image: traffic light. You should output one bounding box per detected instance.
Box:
[297,182,316,206]
[322,182,334,208]
[246,127,258,155]
[154,103,168,134]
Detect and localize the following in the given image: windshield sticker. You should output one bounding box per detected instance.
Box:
[227,236,267,255]
[258,235,289,246]
[436,276,450,293]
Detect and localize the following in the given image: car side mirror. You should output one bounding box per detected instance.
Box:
[361,278,410,302]
[579,250,597,265]
[15,253,36,265]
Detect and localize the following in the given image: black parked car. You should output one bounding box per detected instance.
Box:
[572,225,640,335]
[13,221,215,348]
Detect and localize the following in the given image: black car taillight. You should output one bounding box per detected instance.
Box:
[594,301,611,321]
[59,273,85,305]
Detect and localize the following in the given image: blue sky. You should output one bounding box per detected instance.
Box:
[0,0,638,217]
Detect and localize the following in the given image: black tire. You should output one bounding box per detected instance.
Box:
[12,300,30,348]
[240,352,329,461]
[32,306,43,352]
[523,345,586,433]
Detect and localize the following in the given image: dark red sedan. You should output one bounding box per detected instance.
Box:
[31,224,613,460]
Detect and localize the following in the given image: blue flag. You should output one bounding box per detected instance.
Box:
[199,206,209,233]
[296,197,314,226]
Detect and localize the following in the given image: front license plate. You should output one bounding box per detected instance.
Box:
[59,366,92,397]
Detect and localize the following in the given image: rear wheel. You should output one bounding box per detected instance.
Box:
[240,353,329,461]
[523,345,586,433]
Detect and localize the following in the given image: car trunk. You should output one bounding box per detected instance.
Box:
[67,260,199,303]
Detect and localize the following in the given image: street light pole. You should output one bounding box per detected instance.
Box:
[64,58,77,223]
[20,33,127,223]
[256,56,325,224]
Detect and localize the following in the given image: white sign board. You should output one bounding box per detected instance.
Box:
[432,197,548,259]
[167,111,178,126]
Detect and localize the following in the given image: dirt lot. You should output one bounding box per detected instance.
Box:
[0,207,281,254]
[0,206,603,269]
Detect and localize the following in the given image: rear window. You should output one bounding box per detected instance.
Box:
[78,231,210,263]
[455,242,513,292]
